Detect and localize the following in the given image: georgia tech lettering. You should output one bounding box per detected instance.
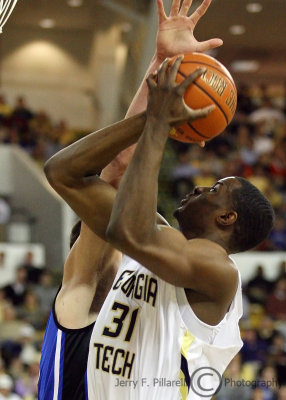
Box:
[93,344,135,379]
[93,270,158,379]
[113,270,158,307]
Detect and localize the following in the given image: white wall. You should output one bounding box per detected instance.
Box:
[0,146,13,195]
[232,251,286,284]
[0,26,128,130]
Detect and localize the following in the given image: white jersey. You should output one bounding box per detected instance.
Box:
[86,255,243,400]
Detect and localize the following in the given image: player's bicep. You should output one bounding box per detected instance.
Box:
[114,225,192,285]
[116,227,237,300]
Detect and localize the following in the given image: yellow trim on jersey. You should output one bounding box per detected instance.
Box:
[179,369,188,400]
[181,330,194,358]
[179,330,195,400]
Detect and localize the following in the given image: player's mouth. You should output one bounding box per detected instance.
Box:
[180,192,200,205]
[180,198,189,205]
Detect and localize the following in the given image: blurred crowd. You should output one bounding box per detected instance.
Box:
[215,262,286,400]
[0,85,286,399]
[0,95,80,166]
[0,250,57,400]
[0,85,286,250]
[158,83,286,250]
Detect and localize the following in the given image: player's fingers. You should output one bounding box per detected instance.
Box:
[190,0,212,26]
[169,0,181,16]
[179,0,193,16]
[156,0,167,23]
[169,55,184,83]
[177,67,205,95]
[198,141,206,148]
[196,38,223,52]
[157,58,170,85]
[190,104,215,120]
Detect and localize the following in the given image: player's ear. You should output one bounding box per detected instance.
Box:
[216,210,238,227]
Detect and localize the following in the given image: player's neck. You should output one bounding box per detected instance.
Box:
[185,231,230,253]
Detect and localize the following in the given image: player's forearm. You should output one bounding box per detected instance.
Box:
[125,56,160,118]
[44,112,146,188]
[100,56,161,186]
[106,117,169,246]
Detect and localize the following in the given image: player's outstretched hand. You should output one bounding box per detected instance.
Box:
[146,56,214,131]
[156,0,223,62]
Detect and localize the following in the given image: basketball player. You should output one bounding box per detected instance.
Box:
[39,1,225,399]
[40,56,274,400]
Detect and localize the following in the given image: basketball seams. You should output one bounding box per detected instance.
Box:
[177,70,229,125]
[186,123,211,139]
[180,60,237,92]
[194,81,229,124]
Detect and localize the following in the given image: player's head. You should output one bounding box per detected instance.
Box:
[70,220,81,249]
[174,176,274,254]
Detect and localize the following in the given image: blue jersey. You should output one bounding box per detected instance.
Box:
[38,297,95,400]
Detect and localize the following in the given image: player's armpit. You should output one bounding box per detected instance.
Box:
[108,225,238,303]
[56,222,121,329]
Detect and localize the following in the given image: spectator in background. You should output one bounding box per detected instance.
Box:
[0,290,9,323]
[0,302,28,343]
[11,96,33,134]
[192,164,216,187]
[275,261,286,282]
[17,291,42,330]
[0,374,21,400]
[18,325,38,367]
[249,97,284,136]
[33,270,57,316]
[266,278,286,321]
[236,124,258,169]
[269,146,286,181]
[171,149,197,200]
[53,119,75,146]
[245,265,273,305]
[256,365,279,400]
[257,315,279,347]
[14,356,39,400]
[241,327,268,369]
[236,83,256,116]
[252,121,275,156]
[268,333,286,386]
[0,96,12,122]
[248,164,270,195]
[3,267,28,307]
[251,387,267,400]
[19,251,40,285]
[268,218,286,251]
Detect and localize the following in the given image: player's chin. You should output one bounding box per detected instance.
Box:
[173,207,181,220]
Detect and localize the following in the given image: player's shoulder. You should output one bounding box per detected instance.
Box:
[187,238,237,270]
[187,237,227,252]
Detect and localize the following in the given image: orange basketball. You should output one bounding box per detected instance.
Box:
[168,53,237,143]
